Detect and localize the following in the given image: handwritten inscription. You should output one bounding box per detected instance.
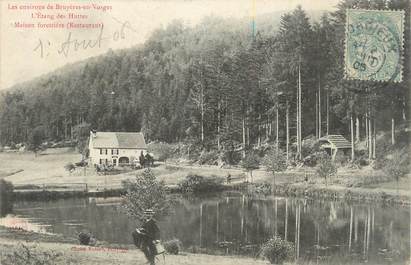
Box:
[34,18,131,58]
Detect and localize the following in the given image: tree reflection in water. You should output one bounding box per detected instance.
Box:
[7,193,410,264]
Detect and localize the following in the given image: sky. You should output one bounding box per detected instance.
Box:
[0,0,340,90]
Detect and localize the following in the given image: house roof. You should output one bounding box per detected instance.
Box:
[91,132,147,149]
[318,134,352,149]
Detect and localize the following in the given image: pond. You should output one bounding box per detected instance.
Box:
[1,193,409,264]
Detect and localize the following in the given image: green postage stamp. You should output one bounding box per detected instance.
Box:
[345,9,405,82]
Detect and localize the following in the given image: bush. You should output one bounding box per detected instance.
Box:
[301,135,321,158]
[198,150,219,165]
[316,153,337,185]
[262,148,287,189]
[263,148,287,173]
[28,126,45,155]
[148,142,176,162]
[163,239,182,254]
[352,149,369,167]
[382,148,410,186]
[334,152,349,166]
[78,231,91,245]
[222,149,242,165]
[121,169,170,221]
[303,151,328,167]
[261,236,294,264]
[178,174,224,193]
[0,179,13,216]
[241,152,260,182]
[1,243,63,265]
[64,163,76,173]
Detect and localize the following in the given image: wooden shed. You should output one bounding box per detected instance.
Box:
[318,135,352,160]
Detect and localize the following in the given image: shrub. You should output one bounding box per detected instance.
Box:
[72,122,91,157]
[1,243,63,265]
[179,141,203,161]
[372,156,385,170]
[198,150,219,165]
[222,149,242,165]
[241,152,260,182]
[178,174,224,193]
[382,148,410,188]
[261,236,295,264]
[334,152,349,166]
[121,169,170,221]
[263,148,287,174]
[0,179,13,216]
[78,231,91,245]
[316,153,337,185]
[262,148,287,190]
[28,126,46,155]
[163,239,182,254]
[303,150,328,167]
[301,135,321,158]
[64,163,76,173]
[352,149,369,167]
[148,142,175,162]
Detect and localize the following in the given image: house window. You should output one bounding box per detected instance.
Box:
[99,159,103,164]
[100,149,108,155]
[111,149,119,155]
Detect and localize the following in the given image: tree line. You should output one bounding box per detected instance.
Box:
[0,0,409,161]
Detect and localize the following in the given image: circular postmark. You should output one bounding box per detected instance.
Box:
[346,11,402,82]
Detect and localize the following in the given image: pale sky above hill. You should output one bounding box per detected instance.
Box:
[0,0,339,90]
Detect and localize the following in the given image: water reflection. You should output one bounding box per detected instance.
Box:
[3,193,409,264]
[0,215,52,234]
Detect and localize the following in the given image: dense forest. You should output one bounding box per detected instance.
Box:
[0,0,409,161]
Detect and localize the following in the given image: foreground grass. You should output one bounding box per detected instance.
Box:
[0,226,268,265]
[0,240,271,265]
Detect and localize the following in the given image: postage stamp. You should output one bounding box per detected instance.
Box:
[345,9,405,82]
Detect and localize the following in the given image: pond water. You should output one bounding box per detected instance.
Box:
[2,193,410,264]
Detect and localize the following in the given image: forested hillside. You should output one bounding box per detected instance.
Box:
[1,0,409,160]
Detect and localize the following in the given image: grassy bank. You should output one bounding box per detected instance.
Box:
[270,183,410,205]
[2,149,409,204]
[0,226,269,265]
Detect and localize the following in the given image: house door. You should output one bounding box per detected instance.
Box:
[113,159,117,166]
[119,157,129,165]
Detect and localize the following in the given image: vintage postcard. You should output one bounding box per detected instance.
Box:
[0,1,409,265]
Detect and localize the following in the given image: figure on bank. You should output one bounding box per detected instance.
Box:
[132,209,160,265]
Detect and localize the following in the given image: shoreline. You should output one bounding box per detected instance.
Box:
[11,181,410,205]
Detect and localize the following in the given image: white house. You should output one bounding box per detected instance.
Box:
[88,131,147,166]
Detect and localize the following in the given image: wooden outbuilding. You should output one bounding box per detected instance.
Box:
[318,135,352,160]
